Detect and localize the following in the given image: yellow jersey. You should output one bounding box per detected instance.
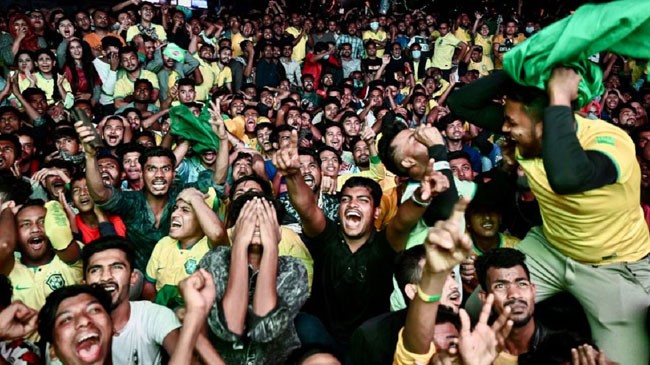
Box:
[145,236,211,292]
[518,114,650,264]
[9,254,83,311]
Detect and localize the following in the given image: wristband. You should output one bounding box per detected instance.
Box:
[433,161,450,171]
[411,192,431,207]
[416,285,442,303]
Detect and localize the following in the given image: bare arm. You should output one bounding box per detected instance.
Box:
[222,203,255,335]
[170,269,226,365]
[402,200,472,354]
[273,130,327,237]
[112,0,138,13]
[142,108,170,130]
[0,204,16,276]
[253,199,279,316]
[206,100,230,185]
[179,188,228,247]
[173,140,191,168]
[74,121,113,203]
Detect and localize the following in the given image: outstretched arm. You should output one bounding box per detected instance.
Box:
[401,199,473,356]
[446,70,509,134]
[75,121,113,203]
[273,130,327,237]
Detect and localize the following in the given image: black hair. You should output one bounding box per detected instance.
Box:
[298,147,321,166]
[226,191,286,228]
[134,78,153,90]
[436,305,461,330]
[42,159,75,175]
[504,84,549,123]
[38,284,112,344]
[475,248,530,292]
[33,49,62,101]
[119,45,139,59]
[317,145,341,164]
[394,245,426,302]
[285,344,343,365]
[101,36,123,51]
[177,78,195,87]
[121,107,142,119]
[271,124,296,144]
[0,106,21,120]
[0,133,21,154]
[447,150,472,164]
[377,112,409,177]
[116,142,145,162]
[22,87,47,100]
[340,176,382,207]
[139,146,176,168]
[230,175,273,201]
[64,39,98,94]
[82,236,136,274]
[133,130,156,145]
[0,171,32,205]
[436,113,463,131]
[53,127,79,141]
[16,198,45,216]
[255,122,274,134]
[232,151,253,166]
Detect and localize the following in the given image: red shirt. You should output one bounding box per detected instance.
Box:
[75,214,127,244]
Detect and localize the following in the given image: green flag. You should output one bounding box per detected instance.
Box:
[503,0,650,107]
[169,103,220,153]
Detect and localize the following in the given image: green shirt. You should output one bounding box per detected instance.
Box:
[98,170,217,272]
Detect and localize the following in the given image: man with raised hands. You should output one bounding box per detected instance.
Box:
[273,129,449,349]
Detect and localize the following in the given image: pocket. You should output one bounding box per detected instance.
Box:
[624,257,650,294]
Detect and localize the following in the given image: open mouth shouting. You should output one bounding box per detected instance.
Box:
[100,172,113,186]
[28,235,46,252]
[303,173,316,189]
[75,331,103,363]
[150,179,168,192]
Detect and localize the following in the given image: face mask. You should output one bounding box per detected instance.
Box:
[370,22,379,31]
[411,50,421,59]
[525,26,535,34]
[516,175,530,191]
[323,54,330,60]
[353,79,363,88]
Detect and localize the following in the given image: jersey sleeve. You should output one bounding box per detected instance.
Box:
[583,124,637,183]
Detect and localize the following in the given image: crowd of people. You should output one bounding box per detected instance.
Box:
[0,0,649,364]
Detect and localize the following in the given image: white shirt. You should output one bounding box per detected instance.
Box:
[112,301,181,365]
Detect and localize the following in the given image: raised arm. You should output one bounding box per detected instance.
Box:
[447,70,510,133]
[0,203,17,276]
[208,100,231,185]
[44,200,80,264]
[272,130,327,237]
[253,199,279,316]
[171,269,226,365]
[542,68,618,194]
[400,199,472,357]
[222,202,255,335]
[178,188,228,247]
[74,121,113,203]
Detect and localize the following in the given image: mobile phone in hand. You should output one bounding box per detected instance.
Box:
[72,108,104,149]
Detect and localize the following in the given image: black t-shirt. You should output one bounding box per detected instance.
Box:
[362,58,383,77]
[303,219,398,345]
